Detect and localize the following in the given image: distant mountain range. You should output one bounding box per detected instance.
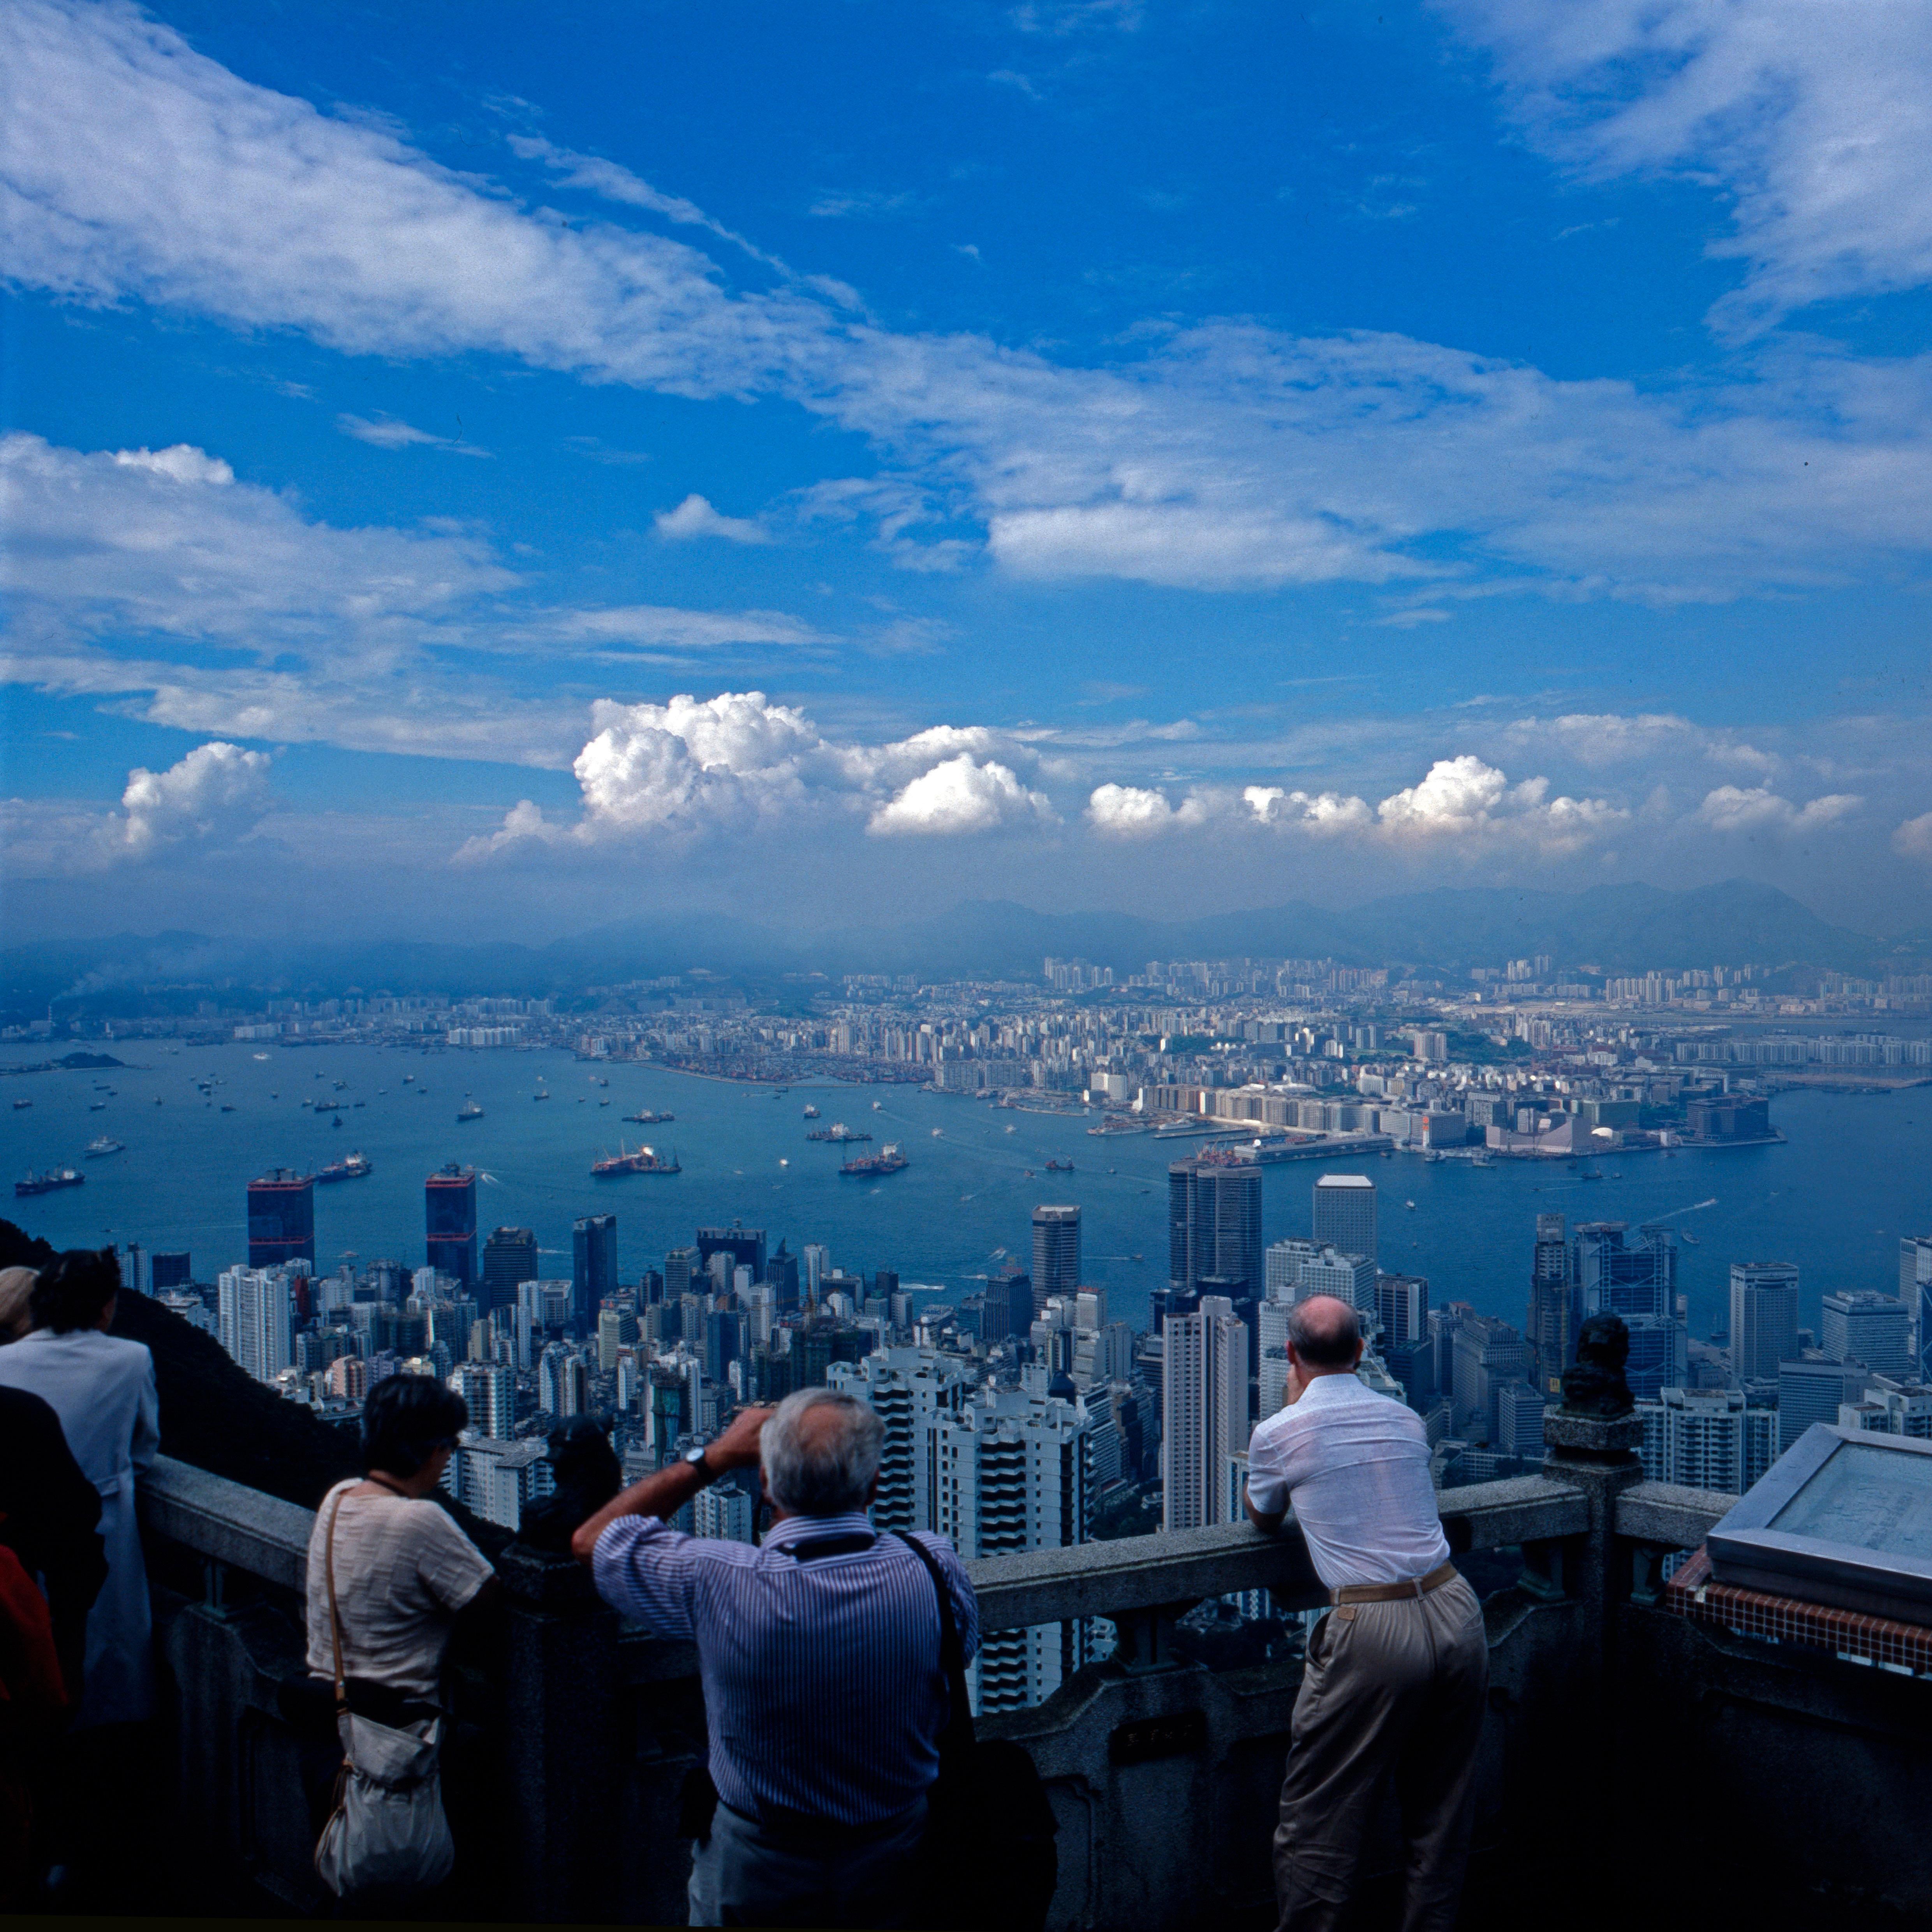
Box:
[1,880,1914,1012]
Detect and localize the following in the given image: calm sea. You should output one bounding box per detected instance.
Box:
[5,1042,1929,1342]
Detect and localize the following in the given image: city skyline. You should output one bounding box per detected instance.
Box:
[5,2,1932,941]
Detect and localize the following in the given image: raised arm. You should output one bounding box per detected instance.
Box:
[569,1405,772,1566]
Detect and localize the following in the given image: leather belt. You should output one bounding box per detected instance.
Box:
[1331,1560,1459,1606]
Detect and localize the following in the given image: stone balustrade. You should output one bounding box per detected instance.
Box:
[134,1433,1932,1929]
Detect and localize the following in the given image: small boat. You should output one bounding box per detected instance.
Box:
[1131,1253,1143,1262]
[779,1157,789,1167]
[1046,1159,1073,1172]
[872,1101,883,1111]
[1682,1231,1700,1246]
[11,1098,30,1110]
[88,1102,105,1112]
[252,1052,269,1061]
[803,1104,821,1119]
[85,1136,124,1156]
[600,1099,611,1107]
[1581,1168,1606,1181]
[625,1109,675,1125]
[315,1153,373,1184]
[220,1103,236,1113]
[1405,1200,1417,1210]
[1004,1125,1016,1135]
[457,1100,484,1122]
[402,1073,414,1083]
[534,1088,550,1101]
[930,1128,943,1138]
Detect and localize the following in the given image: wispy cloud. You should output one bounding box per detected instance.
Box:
[337,412,489,455]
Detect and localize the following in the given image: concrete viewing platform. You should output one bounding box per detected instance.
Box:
[136,1414,1932,1927]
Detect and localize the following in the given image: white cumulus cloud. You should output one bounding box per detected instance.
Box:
[1086,784,1211,837]
[653,494,770,544]
[1894,812,1932,861]
[867,755,1053,837]
[119,740,272,854]
[1244,785,1374,832]
[1697,785,1862,833]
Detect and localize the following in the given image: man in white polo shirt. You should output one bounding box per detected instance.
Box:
[1245,1294,1487,1932]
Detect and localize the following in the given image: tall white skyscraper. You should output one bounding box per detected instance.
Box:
[1636,1386,1777,1493]
[1162,1294,1249,1531]
[802,1243,830,1300]
[1729,1262,1800,1384]
[829,1346,973,1530]
[1032,1206,1081,1316]
[1313,1174,1377,1264]
[453,1361,514,1440]
[217,1266,292,1384]
[935,1384,1095,1714]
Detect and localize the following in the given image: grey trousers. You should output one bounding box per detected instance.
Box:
[1274,1573,1488,1932]
[687,1795,927,1928]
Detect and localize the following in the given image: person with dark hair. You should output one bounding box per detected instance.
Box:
[303,1375,496,1906]
[305,1375,494,1702]
[1244,1295,1487,1932]
[0,1249,158,1729]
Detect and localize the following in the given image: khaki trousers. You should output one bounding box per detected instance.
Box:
[1273,1573,1488,1932]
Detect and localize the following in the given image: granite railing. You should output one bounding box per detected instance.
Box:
[136,1424,1932,1928]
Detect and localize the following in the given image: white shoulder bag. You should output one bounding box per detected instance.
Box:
[313,1486,456,1900]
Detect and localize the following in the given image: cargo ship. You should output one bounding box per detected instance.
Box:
[592,1143,681,1176]
[840,1143,907,1178]
[623,1109,675,1125]
[802,1104,821,1119]
[315,1152,373,1184]
[16,1167,84,1197]
[807,1123,871,1143]
[457,1099,484,1122]
[1045,1159,1074,1172]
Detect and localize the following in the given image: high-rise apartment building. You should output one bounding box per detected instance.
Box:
[1032,1206,1082,1316]
[935,1384,1096,1714]
[450,1435,553,1530]
[1312,1174,1377,1263]
[1902,1236,1932,1383]
[481,1226,539,1311]
[452,1361,514,1440]
[425,1165,479,1288]
[217,1266,292,1383]
[693,1481,757,1545]
[1821,1291,1913,1379]
[1841,1374,1932,1438]
[247,1169,314,1272]
[1162,1294,1249,1530]
[664,1245,698,1302]
[572,1214,618,1335]
[1168,1158,1263,1302]
[1729,1262,1800,1385]
[1636,1387,1777,1493]
[829,1346,974,1530]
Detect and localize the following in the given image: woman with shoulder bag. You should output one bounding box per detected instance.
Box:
[304,1375,497,1914]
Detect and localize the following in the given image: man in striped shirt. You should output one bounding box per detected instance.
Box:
[573,1387,977,1929]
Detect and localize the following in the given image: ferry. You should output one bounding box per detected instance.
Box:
[457,1099,484,1122]
[85,1136,125,1157]
[315,1152,373,1184]
[592,1143,681,1176]
[16,1168,84,1198]
[840,1143,908,1178]
[624,1109,676,1125]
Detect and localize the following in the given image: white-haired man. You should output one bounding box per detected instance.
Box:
[1245,1293,1488,1932]
[573,1388,977,1929]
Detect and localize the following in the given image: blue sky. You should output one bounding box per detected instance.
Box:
[3,0,1931,942]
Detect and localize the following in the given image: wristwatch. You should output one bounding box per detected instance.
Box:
[683,1443,715,1483]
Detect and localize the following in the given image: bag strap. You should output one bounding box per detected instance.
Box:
[324,1486,350,1719]
[893,1531,974,1752]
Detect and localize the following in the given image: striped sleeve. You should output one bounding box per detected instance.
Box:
[911,1531,980,1666]
[591,1516,699,1639]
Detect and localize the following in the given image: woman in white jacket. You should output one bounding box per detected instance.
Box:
[0,1249,159,1728]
